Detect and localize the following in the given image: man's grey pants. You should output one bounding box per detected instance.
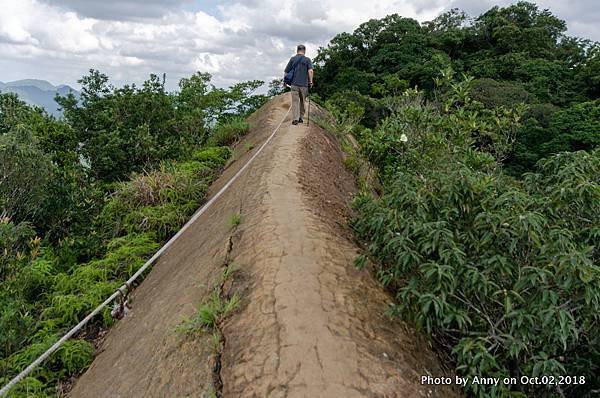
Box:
[290,85,308,121]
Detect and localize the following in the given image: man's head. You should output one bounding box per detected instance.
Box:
[297,44,306,54]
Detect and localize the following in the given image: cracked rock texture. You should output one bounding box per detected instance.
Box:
[69,94,458,398]
[220,96,458,398]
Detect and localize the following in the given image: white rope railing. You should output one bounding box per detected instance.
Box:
[0,104,291,397]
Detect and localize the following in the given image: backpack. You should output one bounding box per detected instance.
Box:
[284,55,304,85]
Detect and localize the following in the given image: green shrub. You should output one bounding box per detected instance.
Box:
[355,152,600,395]
[30,234,156,335]
[351,79,600,396]
[0,130,53,223]
[168,160,214,180]
[509,100,600,174]
[191,146,232,167]
[123,203,197,240]
[55,339,94,374]
[52,265,109,295]
[470,78,532,107]
[0,376,46,397]
[15,258,54,302]
[0,297,36,365]
[540,99,600,155]
[0,231,159,393]
[0,218,36,282]
[111,165,205,209]
[99,160,215,238]
[343,155,360,175]
[86,233,159,278]
[1,337,93,397]
[0,70,263,396]
[206,118,250,147]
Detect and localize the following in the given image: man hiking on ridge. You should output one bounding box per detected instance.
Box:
[284,44,313,125]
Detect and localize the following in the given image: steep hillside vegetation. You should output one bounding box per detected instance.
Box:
[313,1,599,175]
[1,2,599,397]
[313,2,599,397]
[0,71,266,396]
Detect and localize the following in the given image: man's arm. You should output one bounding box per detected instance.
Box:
[308,58,314,87]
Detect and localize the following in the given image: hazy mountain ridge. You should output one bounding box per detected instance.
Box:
[0,79,80,117]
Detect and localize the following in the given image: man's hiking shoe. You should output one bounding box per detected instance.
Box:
[299,118,304,123]
[292,120,299,125]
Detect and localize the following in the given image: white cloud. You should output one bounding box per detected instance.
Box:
[39,0,194,20]
[0,0,598,91]
[0,1,99,52]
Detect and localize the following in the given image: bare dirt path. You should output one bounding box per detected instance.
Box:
[69,94,457,398]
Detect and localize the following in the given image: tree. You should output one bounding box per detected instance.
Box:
[351,81,600,397]
[267,79,285,97]
[0,93,32,135]
[0,129,53,222]
[580,45,600,99]
[57,71,181,182]
[175,72,212,143]
[541,99,600,155]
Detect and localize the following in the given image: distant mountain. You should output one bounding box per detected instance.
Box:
[0,79,80,117]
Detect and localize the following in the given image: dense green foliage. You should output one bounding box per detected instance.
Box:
[207,118,251,147]
[314,3,599,397]
[0,131,52,223]
[0,71,264,396]
[56,71,263,182]
[313,1,600,173]
[352,82,599,397]
[1,2,599,396]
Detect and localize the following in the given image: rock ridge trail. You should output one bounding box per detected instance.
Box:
[69,94,458,398]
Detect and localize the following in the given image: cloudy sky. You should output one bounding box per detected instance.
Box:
[0,0,598,91]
